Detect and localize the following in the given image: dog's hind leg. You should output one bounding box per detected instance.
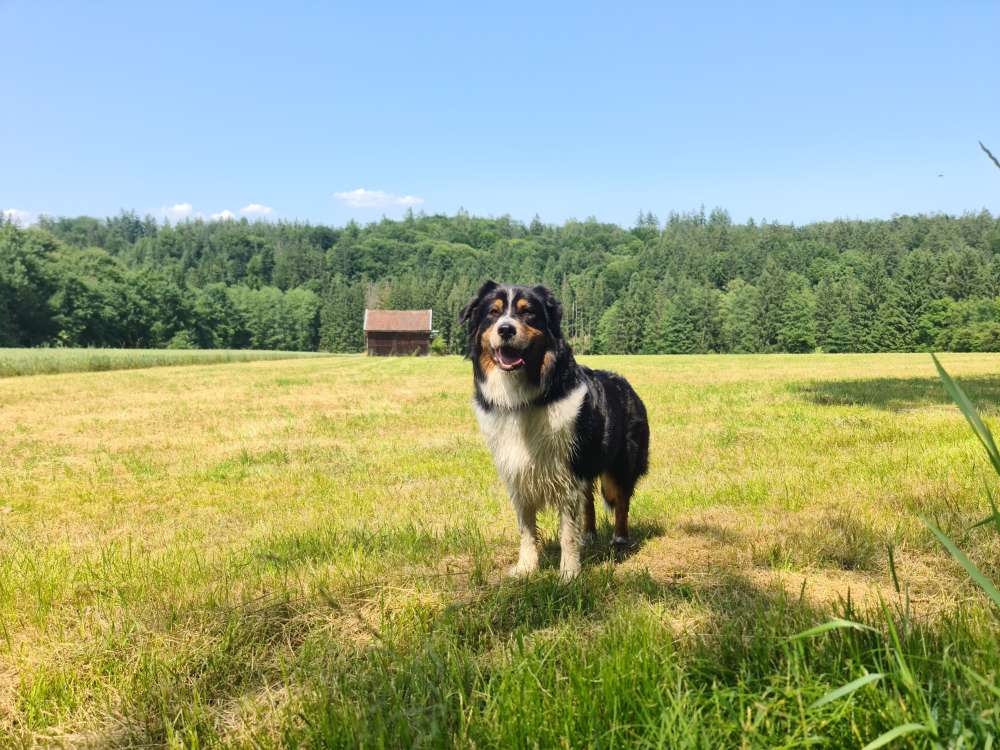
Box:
[582,483,596,546]
[601,472,633,548]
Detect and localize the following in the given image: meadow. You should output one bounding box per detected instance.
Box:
[2,352,1000,748]
[0,349,330,378]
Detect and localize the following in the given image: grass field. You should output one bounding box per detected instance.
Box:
[0,348,330,378]
[3,353,1000,748]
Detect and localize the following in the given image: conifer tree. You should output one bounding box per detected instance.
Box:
[824,310,855,353]
[659,300,697,354]
[872,282,911,351]
[615,276,655,353]
[319,278,365,352]
[777,277,817,353]
[755,258,788,350]
[595,302,623,354]
[721,279,763,353]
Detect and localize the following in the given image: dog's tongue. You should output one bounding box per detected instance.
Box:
[497,347,525,368]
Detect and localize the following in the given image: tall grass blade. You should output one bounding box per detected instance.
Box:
[861,723,927,750]
[810,672,884,709]
[887,543,900,594]
[922,516,1000,609]
[790,618,876,641]
[962,665,1000,701]
[932,353,1000,476]
[877,595,919,699]
[968,484,1000,534]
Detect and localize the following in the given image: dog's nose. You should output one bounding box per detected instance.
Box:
[497,322,516,340]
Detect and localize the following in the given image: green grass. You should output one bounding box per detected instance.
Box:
[0,348,331,377]
[2,352,1000,747]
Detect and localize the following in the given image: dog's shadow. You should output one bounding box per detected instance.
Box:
[538,517,665,569]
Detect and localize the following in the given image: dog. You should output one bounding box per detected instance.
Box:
[460,281,649,580]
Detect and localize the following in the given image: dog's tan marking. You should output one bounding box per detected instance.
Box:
[601,472,623,505]
[491,298,504,313]
[479,330,496,375]
[541,350,557,381]
[516,298,531,312]
[601,472,630,541]
[523,323,544,341]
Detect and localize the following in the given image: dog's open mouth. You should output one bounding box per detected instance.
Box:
[493,345,526,371]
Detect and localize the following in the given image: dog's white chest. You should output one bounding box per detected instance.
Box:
[474,383,587,509]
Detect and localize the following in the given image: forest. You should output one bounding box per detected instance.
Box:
[2,207,1000,354]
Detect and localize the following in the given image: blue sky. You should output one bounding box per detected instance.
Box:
[2,0,998,227]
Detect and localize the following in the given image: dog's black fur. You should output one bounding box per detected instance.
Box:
[461,281,649,548]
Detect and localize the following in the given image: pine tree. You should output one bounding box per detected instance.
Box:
[824,310,855,353]
[595,302,623,354]
[777,280,817,353]
[721,279,763,353]
[319,278,365,352]
[672,284,721,352]
[871,283,910,351]
[814,277,839,348]
[641,286,670,353]
[659,300,697,353]
[616,276,655,353]
[815,270,869,352]
[755,258,789,350]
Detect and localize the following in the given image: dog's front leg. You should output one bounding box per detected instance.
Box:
[558,491,585,580]
[507,501,539,577]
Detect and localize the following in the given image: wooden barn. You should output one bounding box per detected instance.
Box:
[363,309,433,356]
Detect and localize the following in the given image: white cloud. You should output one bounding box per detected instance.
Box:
[240,203,273,216]
[333,188,424,209]
[210,209,235,221]
[161,202,193,221]
[1,208,34,225]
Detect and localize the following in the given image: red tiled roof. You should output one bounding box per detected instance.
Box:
[363,309,433,332]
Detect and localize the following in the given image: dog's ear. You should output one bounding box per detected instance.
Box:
[532,285,563,338]
[459,280,499,325]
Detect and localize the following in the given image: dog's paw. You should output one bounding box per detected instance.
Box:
[559,561,581,581]
[506,562,537,578]
[611,535,632,561]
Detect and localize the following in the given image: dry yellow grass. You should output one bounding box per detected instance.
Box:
[2,352,1000,746]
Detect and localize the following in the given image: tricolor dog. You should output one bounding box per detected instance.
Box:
[460,281,649,580]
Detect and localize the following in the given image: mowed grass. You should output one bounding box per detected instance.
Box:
[2,353,1000,747]
[0,348,330,378]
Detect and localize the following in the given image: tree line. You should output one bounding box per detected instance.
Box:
[2,207,1000,354]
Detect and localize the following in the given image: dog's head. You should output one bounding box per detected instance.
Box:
[459,281,565,384]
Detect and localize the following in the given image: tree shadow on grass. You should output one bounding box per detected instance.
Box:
[299,563,851,743]
[793,375,1000,413]
[285,563,844,748]
[677,518,744,546]
[112,514,866,749]
[119,533,842,748]
[445,532,829,654]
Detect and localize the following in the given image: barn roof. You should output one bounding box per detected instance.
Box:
[363,309,433,333]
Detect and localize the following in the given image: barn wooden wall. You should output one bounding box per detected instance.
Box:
[365,332,430,356]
